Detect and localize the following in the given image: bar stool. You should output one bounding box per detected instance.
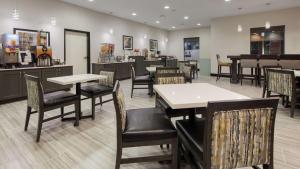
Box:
[216,54,232,81]
[239,55,259,86]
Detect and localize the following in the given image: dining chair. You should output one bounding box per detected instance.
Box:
[24,74,80,142]
[262,66,282,98]
[113,81,178,169]
[178,61,189,73]
[239,54,259,86]
[182,65,193,83]
[176,98,279,169]
[266,69,300,117]
[81,71,115,120]
[149,64,164,68]
[216,54,232,81]
[257,55,279,86]
[130,65,152,98]
[188,60,199,78]
[155,73,185,85]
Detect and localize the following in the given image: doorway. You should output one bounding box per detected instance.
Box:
[64,29,90,74]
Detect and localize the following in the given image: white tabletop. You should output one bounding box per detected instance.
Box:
[154,83,250,109]
[146,67,156,73]
[47,74,107,85]
[294,70,300,77]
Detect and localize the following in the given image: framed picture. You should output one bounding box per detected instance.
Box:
[123,35,133,50]
[13,28,50,51]
[150,39,158,51]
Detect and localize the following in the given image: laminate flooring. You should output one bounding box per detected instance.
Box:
[0,76,299,169]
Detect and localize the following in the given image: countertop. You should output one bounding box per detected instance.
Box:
[0,65,72,72]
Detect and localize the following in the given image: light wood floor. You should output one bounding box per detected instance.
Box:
[0,76,300,169]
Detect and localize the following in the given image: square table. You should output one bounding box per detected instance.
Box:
[48,74,107,121]
[154,83,250,110]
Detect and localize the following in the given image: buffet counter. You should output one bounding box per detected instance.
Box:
[0,65,73,103]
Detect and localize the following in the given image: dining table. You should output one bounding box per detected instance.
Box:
[154,83,250,118]
[48,74,107,121]
[294,70,300,77]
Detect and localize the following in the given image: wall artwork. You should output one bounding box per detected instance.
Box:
[123,35,133,50]
[13,28,50,52]
[184,37,200,61]
[149,39,158,51]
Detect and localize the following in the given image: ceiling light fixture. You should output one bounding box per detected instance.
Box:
[197,23,201,26]
[156,21,160,24]
[225,0,231,2]
[164,6,170,9]
[144,34,147,39]
[265,21,271,29]
[131,12,137,16]
[184,16,189,20]
[172,26,176,29]
[88,0,94,2]
[109,28,114,34]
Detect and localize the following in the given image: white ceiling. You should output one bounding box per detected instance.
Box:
[61,0,300,30]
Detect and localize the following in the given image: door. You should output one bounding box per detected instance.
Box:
[65,31,88,75]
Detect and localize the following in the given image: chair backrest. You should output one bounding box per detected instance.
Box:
[279,60,300,69]
[267,69,295,96]
[150,65,164,68]
[112,81,127,135]
[155,73,185,85]
[240,55,258,68]
[156,67,179,74]
[182,65,192,80]
[99,71,115,87]
[178,61,189,72]
[262,66,282,83]
[24,74,44,111]
[204,99,279,169]
[131,65,136,80]
[258,55,279,67]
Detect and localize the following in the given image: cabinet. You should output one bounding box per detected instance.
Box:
[0,71,22,100]
[92,63,132,80]
[0,66,73,103]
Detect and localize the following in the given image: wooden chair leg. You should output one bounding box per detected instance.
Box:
[216,65,220,81]
[24,106,32,131]
[115,146,122,169]
[61,107,64,120]
[99,96,103,106]
[251,68,254,85]
[263,164,273,169]
[171,139,178,169]
[262,84,266,98]
[131,84,134,98]
[290,96,296,118]
[36,111,44,142]
[92,97,95,120]
[74,100,80,126]
[266,91,271,98]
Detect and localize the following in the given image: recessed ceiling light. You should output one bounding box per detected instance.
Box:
[172,26,176,29]
[184,16,189,20]
[225,0,231,2]
[156,21,160,24]
[197,23,201,26]
[164,5,170,9]
[88,0,94,2]
[131,12,137,16]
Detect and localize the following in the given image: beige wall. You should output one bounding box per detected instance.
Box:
[210,7,300,73]
[0,0,168,64]
[167,27,211,60]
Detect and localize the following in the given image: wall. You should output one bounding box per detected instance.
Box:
[0,0,168,65]
[167,27,211,75]
[210,7,300,73]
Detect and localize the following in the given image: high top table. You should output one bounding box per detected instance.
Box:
[48,74,107,120]
[154,83,250,118]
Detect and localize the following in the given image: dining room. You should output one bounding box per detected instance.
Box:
[1,0,300,169]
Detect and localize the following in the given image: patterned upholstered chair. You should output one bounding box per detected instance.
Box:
[266,69,300,117]
[155,73,185,85]
[156,67,179,74]
[24,75,80,142]
[216,54,232,81]
[113,81,178,169]
[176,98,279,169]
[178,61,189,73]
[182,65,193,83]
[81,71,115,120]
[149,64,164,68]
[130,65,152,98]
[262,66,282,98]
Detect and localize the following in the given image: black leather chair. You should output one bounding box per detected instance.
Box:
[113,81,178,169]
[131,65,152,98]
[81,71,115,120]
[177,99,279,169]
[24,74,80,142]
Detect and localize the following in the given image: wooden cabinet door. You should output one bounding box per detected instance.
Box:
[0,71,22,101]
[21,70,41,97]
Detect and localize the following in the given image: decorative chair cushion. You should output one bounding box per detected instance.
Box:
[123,108,177,142]
[268,71,293,96]
[211,108,273,169]
[116,86,127,131]
[99,71,115,87]
[157,76,185,85]
[26,80,41,111]
[81,84,113,96]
